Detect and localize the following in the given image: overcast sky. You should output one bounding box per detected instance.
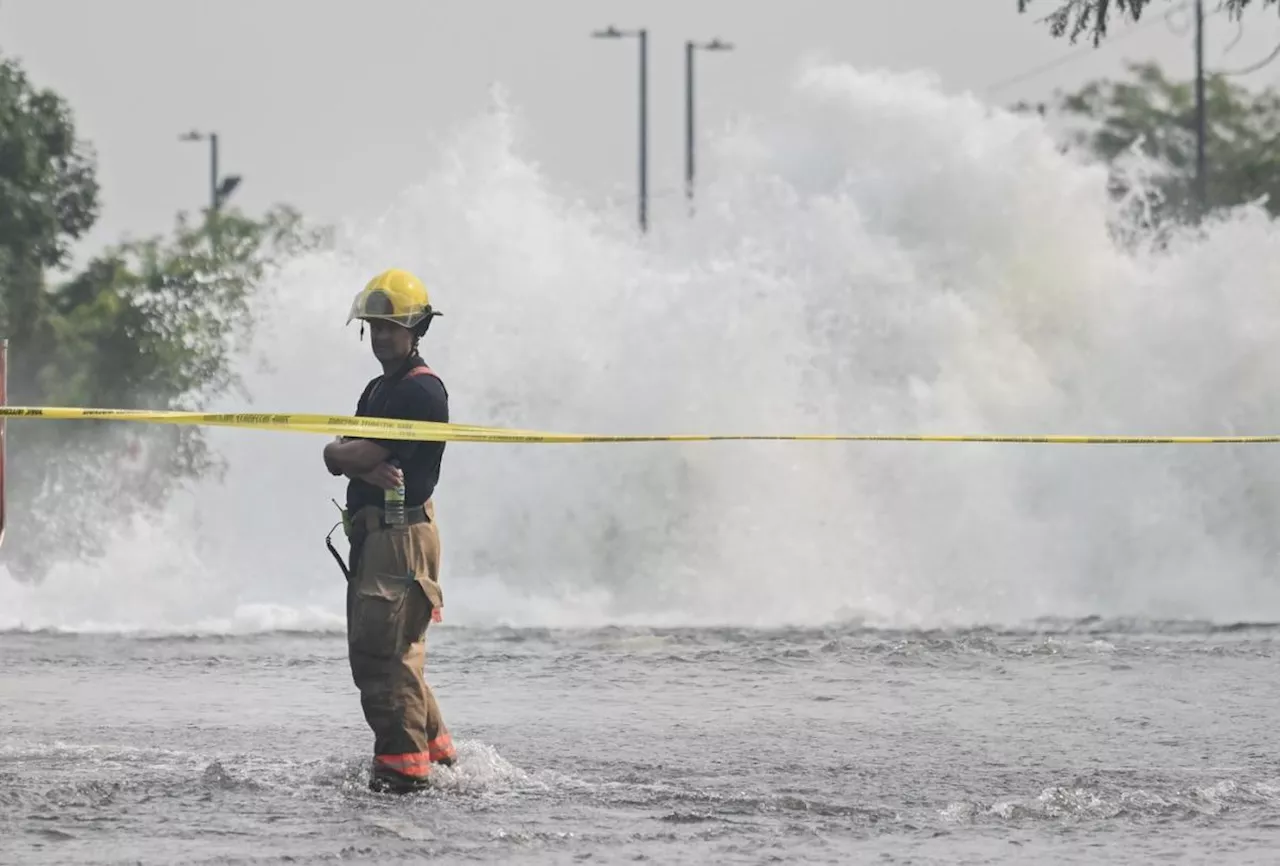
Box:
[3,0,1279,263]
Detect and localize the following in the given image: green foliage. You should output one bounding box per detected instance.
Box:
[1017,0,1276,45]
[0,53,100,403]
[1015,61,1280,225]
[6,205,330,579]
[0,49,331,579]
[0,57,98,274]
[36,206,326,411]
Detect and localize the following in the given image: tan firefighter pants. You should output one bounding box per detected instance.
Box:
[345,501,455,792]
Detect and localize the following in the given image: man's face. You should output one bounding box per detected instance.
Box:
[368,319,413,365]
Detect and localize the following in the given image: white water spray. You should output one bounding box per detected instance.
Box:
[5,61,1280,634]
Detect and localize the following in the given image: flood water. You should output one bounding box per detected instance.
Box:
[4,620,1279,864]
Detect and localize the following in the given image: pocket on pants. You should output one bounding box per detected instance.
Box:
[349,572,415,658]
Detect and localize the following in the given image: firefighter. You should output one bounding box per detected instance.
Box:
[323,267,456,793]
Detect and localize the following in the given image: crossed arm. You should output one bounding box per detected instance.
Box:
[329,377,441,490]
[324,437,403,489]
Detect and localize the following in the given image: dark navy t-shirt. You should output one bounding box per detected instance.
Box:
[345,356,449,513]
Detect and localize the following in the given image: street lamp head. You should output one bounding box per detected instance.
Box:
[591,25,623,38]
[216,175,242,207]
[179,129,206,142]
[704,38,734,51]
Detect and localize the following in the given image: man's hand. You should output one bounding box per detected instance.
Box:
[324,437,392,476]
[357,462,404,490]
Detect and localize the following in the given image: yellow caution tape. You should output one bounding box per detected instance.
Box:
[0,405,1277,444]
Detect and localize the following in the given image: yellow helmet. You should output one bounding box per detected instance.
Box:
[346,268,441,330]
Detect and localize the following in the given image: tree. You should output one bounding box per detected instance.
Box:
[0,50,331,579]
[1016,60,1280,225]
[1017,0,1278,45]
[0,53,100,374]
[5,205,330,579]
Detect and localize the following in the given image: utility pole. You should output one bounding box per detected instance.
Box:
[685,38,733,213]
[640,28,647,233]
[1194,0,1207,216]
[211,132,220,215]
[592,26,649,233]
[179,130,242,217]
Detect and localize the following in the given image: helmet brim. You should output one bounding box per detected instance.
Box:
[347,309,443,328]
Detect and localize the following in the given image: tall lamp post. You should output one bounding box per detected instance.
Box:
[592,26,648,233]
[1193,0,1206,217]
[685,38,733,213]
[179,130,242,217]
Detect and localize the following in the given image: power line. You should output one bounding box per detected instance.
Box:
[1217,39,1280,74]
[986,5,1186,92]
[1221,16,1246,54]
[985,1,1227,93]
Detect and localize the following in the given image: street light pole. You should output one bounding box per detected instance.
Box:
[210,132,219,216]
[1194,0,1207,216]
[685,38,733,213]
[179,129,242,217]
[592,26,649,233]
[686,41,694,209]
